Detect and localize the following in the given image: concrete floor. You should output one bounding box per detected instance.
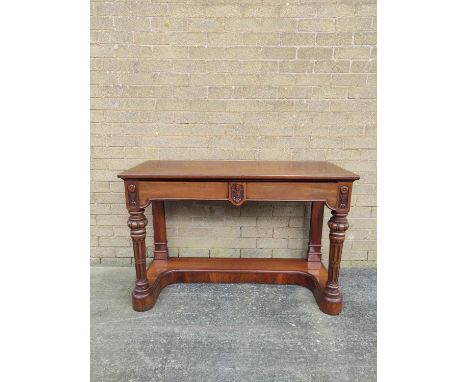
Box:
[91,267,376,382]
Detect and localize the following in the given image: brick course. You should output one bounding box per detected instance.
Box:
[91,0,377,267]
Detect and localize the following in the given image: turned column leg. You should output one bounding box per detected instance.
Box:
[152,200,168,260]
[128,208,154,311]
[319,210,349,315]
[307,202,324,264]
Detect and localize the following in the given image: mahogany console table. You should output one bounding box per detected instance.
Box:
[118,160,359,315]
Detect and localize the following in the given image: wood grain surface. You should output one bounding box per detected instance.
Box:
[118,160,360,181]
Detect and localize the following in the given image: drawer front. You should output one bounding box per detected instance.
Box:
[139,181,228,206]
[246,182,338,205]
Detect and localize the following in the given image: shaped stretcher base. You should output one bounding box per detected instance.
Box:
[131,258,342,316]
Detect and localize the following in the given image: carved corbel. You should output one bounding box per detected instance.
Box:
[125,181,140,211]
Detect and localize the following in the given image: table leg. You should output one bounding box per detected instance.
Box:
[152,200,169,260]
[307,202,324,263]
[319,210,349,315]
[127,208,154,311]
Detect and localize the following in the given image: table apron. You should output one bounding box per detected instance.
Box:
[138,181,339,206]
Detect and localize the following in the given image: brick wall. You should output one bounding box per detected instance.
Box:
[91,0,377,267]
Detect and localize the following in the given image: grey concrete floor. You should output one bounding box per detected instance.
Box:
[91,267,376,382]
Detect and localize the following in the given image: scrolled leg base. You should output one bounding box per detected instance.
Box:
[318,283,343,315]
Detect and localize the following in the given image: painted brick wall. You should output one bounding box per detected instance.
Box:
[91,0,377,267]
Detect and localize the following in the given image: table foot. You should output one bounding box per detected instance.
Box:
[132,289,156,312]
[318,283,343,315]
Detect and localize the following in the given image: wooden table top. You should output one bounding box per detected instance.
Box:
[118,160,359,181]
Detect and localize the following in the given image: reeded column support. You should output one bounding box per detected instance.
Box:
[128,208,153,310]
[319,210,349,315]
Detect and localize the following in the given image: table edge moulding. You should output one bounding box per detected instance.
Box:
[118,160,360,316]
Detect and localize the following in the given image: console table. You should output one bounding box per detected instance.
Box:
[118,160,359,315]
